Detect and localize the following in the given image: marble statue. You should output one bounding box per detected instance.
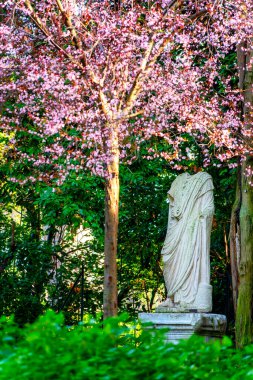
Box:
[156,172,214,313]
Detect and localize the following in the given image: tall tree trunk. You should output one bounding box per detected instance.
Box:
[236,156,253,347]
[230,166,241,313]
[230,41,253,347]
[103,127,119,318]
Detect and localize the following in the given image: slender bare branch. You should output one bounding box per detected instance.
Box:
[88,39,101,59]
[122,8,209,117]
[100,53,111,86]
[123,37,155,114]
[24,0,84,69]
[127,110,144,118]
[55,0,82,50]
[188,9,208,21]
[99,90,113,119]
[119,110,144,120]
[23,0,101,84]
[167,0,178,8]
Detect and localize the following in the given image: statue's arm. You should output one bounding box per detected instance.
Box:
[199,183,214,218]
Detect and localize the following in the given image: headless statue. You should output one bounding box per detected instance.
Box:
[156,172,214,313]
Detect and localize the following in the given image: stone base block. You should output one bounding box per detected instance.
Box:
[138,313,227,344]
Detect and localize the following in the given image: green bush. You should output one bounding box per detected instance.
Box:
[0,310,253,380]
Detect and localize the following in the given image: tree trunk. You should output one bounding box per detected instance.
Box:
[236,156,253,347]
[230,41,253,347]
[103,128,119,318]
[229,166,241,313]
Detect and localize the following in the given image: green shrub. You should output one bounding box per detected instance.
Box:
[0,310,253,380]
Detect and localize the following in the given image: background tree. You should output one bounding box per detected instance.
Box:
[230,40,253,347]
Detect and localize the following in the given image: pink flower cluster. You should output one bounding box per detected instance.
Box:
[0,0,252,182]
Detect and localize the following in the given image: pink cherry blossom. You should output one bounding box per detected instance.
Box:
[0,0,252,183]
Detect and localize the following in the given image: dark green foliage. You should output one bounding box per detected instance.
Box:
[0,168,105,325]
[118,159,175,313]
[209,166,236,322]
[0,311,253,380]
[0,241,53,325]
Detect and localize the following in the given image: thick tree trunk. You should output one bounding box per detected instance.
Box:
[230,41,253,347]
[230,166,241,313]
[103,129,119,318]
[236,157,253,347]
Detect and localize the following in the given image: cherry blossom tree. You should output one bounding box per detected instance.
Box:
[0,0,252,319]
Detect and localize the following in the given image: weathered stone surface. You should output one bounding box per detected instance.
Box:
[139,312,227,344]
[159,172,214,312]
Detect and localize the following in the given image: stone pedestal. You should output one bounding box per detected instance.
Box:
[138,313,227,344]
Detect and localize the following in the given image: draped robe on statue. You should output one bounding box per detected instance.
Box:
[157,172,214,312]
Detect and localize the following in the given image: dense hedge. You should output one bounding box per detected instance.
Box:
[0,311,253,380]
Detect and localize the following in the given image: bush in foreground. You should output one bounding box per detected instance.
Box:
[0,310,253,380]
